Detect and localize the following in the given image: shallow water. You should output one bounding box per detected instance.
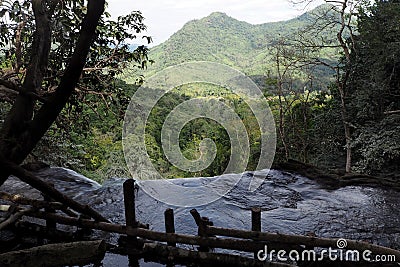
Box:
[2,167,400,265]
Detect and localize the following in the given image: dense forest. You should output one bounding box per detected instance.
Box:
[0,0,399,184]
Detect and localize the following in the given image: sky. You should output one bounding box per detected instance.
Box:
[107,0,325,46]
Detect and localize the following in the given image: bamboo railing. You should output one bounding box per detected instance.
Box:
[1,178,400,267]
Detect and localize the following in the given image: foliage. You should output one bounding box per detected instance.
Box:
[2,0,398,182]
[142,83,261,178]
[353,115,400,174]
[145,7,337,85]
[35,80,138,182]
[346,0,400,174]
[0,0,150,183]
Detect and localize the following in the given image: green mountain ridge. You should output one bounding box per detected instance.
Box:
[144,4,337,89]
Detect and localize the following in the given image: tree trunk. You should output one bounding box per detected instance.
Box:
[0,0,106,187]
[276,49,290,160]
[335,0,353,173]
[337,72,352,173]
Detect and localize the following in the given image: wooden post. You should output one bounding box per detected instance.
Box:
[123,179,137,228]
[123,179,139,266]
[251,207,261,259]
[190,209,201,226]
[164,208,176,247]
[190,209,213,252]
[251,207,261,232]
[43,183,56,230]
[164,210,176,267]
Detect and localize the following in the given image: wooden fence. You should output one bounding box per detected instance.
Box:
[1,178,400,267]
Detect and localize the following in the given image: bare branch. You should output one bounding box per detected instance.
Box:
[384,110,400,115]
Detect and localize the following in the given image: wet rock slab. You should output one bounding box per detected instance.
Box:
[1,167,400,250]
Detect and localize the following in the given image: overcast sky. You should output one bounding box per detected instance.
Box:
[107,0,325,46]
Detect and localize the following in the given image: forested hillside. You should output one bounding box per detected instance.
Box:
[143,4,336,89]
[131,1,399,180]
[34,5,340,181]
[2,1,398,183]
[148,6,322,72]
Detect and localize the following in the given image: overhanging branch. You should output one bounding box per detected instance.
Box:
[0,159,108,222]
[27,0,106,159]
[0,0,52,165]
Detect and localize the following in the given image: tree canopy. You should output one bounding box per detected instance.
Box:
[0,0,151,186]
[346,0,400,174]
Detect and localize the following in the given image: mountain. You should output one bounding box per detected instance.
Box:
[144,4,337,90]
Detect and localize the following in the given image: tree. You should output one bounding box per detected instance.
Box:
[265,22,343,164]
[0,0,150,187]
[347,0,400,174]
[289,0,366,172]
[268,37,318,162]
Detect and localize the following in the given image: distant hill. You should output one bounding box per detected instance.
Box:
[144,4,337,90]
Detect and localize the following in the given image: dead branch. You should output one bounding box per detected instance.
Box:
[384,110,400,115]
[0,192,78,217]
[0,208,34,231]
[25,210,148,233]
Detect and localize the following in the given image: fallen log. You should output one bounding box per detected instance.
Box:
[0,240,106,267]
[0,159,108,222]
[142,242,295,267]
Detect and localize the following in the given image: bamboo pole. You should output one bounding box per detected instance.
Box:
[206,226,400,259]
[123,179,139,266]
[123,178,138,252]
[24,210,400,261]
[0,192,78,217]
[133,227,270,253]
[24,210,275,253]
[26,210,127,234]
[15,221,77,242]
